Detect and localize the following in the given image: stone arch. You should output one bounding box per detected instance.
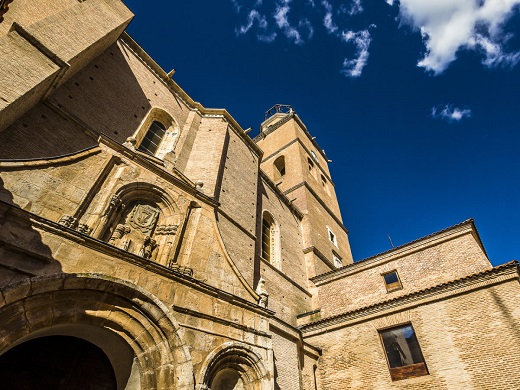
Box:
[134,107,181,160]
[261,210,281,270]
[98,182,182,265]
[197,342,271,390]
[0,273,194,390]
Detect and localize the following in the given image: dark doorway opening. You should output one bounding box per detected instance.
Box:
[0,335,117,390]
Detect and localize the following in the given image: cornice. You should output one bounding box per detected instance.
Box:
[303,246,335,271]
[260,138,335,185]
[0,201,272,317]
[98,134,220,208]
[284,182,348,235]
[0,146,101,167]
[301,261,519,336]
[259,170,304,219]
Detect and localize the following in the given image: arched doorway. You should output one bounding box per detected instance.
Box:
[199,342,272,390]
[0,335,116,389]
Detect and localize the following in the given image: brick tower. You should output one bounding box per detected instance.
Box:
[254,105,353,285]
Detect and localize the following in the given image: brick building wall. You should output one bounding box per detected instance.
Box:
[314,221,491,317]
[303,265,520,389]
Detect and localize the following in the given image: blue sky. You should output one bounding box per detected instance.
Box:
[123,0,520,266]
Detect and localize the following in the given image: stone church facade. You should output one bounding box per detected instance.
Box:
[0,1,518,389]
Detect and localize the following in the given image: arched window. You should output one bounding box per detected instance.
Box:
[133,108,181,160]
[261,211,281,269]
[307,157,314,172]
[273,155,286,182]
[137,121,166,156]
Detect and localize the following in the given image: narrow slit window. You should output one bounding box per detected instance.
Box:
[382,270,403,292]
[261,218,271,262]
[137,121,166,156]
[379,324,428,381]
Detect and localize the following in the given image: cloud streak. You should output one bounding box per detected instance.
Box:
[231,0,374,77]
[340,29,373,77]
[432,105,472,122]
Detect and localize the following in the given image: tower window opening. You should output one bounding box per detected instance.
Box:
[328,227,337,247]
[273,156,286,183]
[138,121,166,156]
[307,158,314,172]
[310,150,318,162]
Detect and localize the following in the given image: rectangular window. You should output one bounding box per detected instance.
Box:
[382,270,403,292]
[327,227,337,247]
[333,255,342,268]
[379,324,428,381]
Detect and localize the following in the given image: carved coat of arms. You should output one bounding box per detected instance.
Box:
[127,204,160,234]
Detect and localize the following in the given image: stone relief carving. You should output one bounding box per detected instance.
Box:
[58,214,77,228]
[107,203,162,260]
[155,224,178,235]
[256,277,269,308]
[127,204,160,234]
[104,194,124,217]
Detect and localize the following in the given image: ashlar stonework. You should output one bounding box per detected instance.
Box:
[0,1,518,389]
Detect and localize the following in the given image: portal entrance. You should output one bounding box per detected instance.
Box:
[0,335,117,390]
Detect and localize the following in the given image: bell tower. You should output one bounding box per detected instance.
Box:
[254,104,353,280]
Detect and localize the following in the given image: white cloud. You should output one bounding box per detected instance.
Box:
[231,0,373,76]
[235,9,268,35]
[273,0,307,44]
[322,1,338,34]
[345,0,363,16]
[432,105,472,122]
[340,29,373,77]
[396,0,520,74]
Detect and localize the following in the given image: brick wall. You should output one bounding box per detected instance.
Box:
[272,329,301,390]
[316,225,491,317]
[306,276,520,389]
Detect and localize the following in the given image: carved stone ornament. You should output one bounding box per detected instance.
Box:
[139,235,157,259]
[155,224,178,235]
[0,0,14,23]
[58,215,77,229]
[127,204,160,234]
[256,277,269,308]
[77,223,92,235]
[104,194,124,216]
